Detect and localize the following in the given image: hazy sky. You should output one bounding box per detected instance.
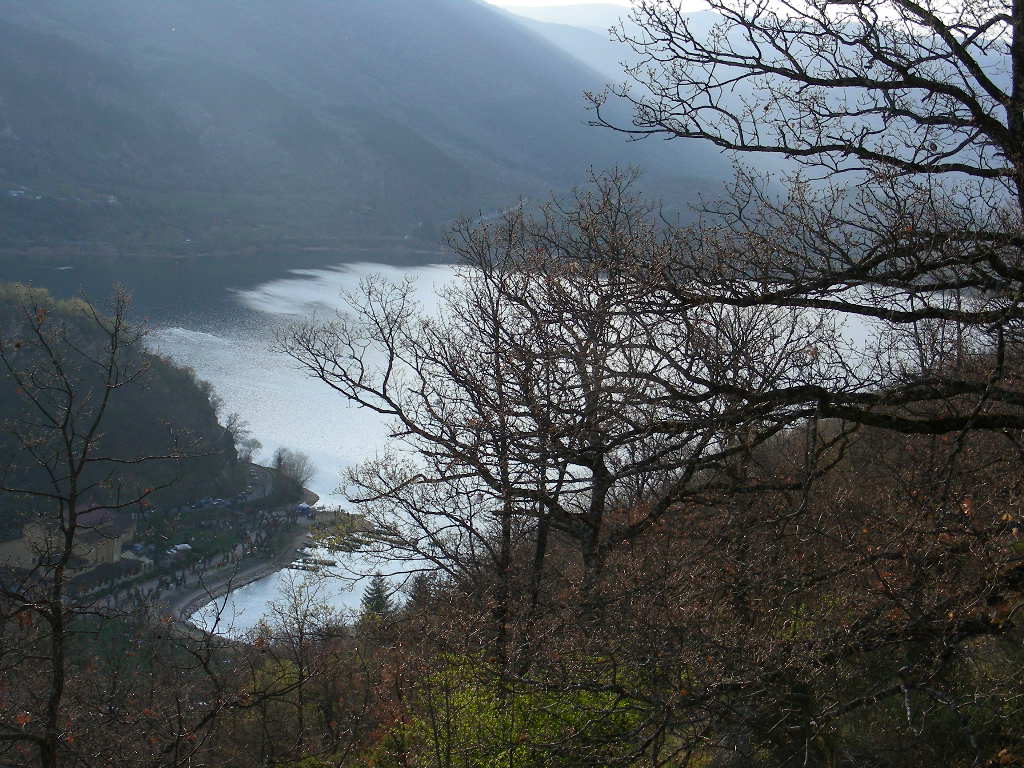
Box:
[486,1,633,6]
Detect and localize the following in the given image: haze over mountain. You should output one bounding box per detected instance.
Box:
[502,4,719,81]
[502,14,633,79]
[0,0,725,261]
[502,4,636,33]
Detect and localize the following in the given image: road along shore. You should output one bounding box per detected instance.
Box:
[158,485,322,635]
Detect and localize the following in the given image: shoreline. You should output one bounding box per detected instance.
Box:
[158,488,322,630]
[164,524,311,630]
[163,520,314,626]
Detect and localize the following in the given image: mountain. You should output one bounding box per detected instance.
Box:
[502,15,632,80]
[501,4,635,34]
[0,0,727,259]
[502,5,720,82]
[0,284,240,529]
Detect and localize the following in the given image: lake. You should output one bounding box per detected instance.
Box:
[147,262,457,634]
[5,253,877,636]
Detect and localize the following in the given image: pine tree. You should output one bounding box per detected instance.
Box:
[359,573,394,619]
[406,573,432,610]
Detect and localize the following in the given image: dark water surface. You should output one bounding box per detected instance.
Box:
[1,249,456,634]
[0,245,446,324]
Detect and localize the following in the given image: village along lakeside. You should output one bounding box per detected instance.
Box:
[75,450,404,640]
[170,504,377,638]
[155,484,324,635]
[82,463,326,626]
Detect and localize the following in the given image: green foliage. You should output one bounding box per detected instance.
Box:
[374,660,645,768]
[276,759,335,768]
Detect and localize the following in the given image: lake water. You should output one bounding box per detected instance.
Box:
[145,261,879,636]
[147,262,456,634]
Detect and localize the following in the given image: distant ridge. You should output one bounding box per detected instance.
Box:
[502,3,719,79]
[0,0,726,256]
[502,3,635,33]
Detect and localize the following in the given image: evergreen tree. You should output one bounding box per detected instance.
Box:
[406,573,432,610]
[359,573,394,619]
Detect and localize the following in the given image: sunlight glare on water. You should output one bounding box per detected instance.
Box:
[148,262,455,633]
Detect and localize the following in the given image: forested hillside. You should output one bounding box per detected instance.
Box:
[0,284,240,536]
[0,0,722,256]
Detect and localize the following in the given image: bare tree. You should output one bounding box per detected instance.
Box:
[537,2,1024,763]
[0,289,268,768]
[589,0,1024,436]
[0,289,175,766]
[272,447,316,500]
[280,172,825,669]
